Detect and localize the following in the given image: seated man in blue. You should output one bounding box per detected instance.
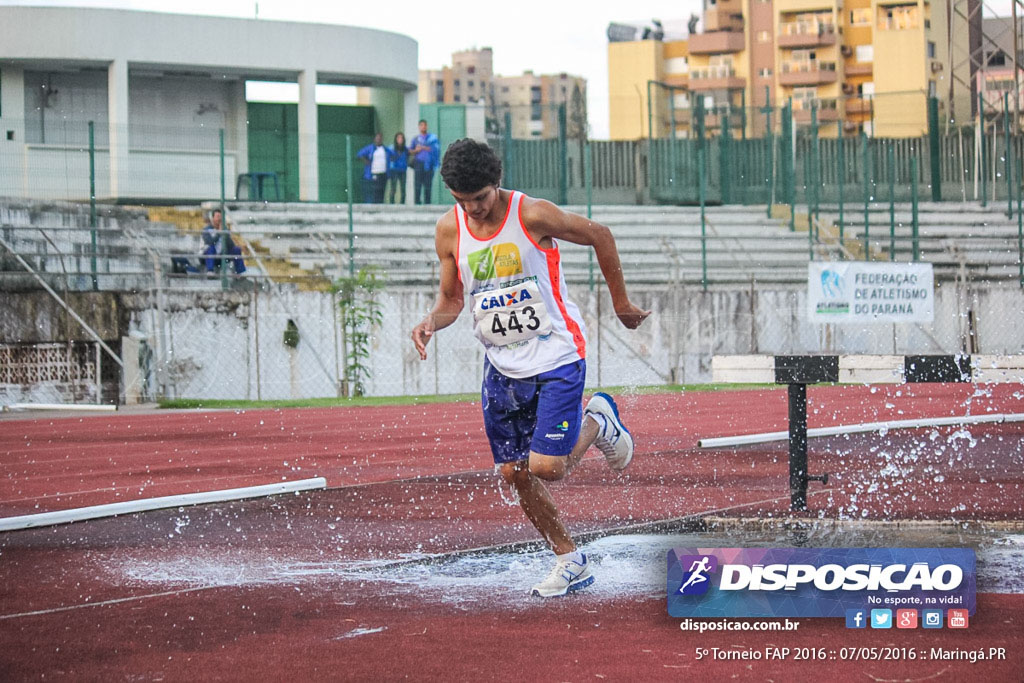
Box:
[201,209,246,275]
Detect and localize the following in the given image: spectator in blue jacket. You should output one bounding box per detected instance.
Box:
[201,209,246,275]
[387,132,409,204]
[410,119,440,205]
[357,133,390,203]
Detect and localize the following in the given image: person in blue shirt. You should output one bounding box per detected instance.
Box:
[201,209,246,275]
[410,119,440,205]
[387,132,410,204]
[357,133,390,203]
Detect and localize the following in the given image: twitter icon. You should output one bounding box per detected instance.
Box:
[870,609,892,629]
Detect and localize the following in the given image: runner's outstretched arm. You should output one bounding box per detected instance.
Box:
[520,198,650,329]
[412,216,463,360]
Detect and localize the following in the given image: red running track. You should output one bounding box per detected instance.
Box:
[1,466,1021,680]
[1,383,1023,681]
[2,383,1021,516]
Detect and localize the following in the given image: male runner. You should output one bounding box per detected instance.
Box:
[411,139,649,597]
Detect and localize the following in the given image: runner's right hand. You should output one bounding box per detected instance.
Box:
[411,317,435,360]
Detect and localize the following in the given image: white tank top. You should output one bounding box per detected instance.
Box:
[455,190,586,378]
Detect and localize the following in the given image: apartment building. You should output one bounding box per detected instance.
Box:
[420,48,586,139]
[608,0,981,140]
[977,16,1024,116]
[418,48,494,106]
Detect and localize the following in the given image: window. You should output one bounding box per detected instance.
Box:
[454,94,461,102]
[757,30,770,42]
[665,57,689,74]
[860,82,874,96]
[453,79,460,87]
[759,67,773,77]
[467,66,476,74]
[501,86,509,93]
[850,8,871,25]
[793,87,817,102]
[468,80,474,88]
[928,80,936,97]
[855,44,873,63]
[880,5,919,31]
[927,41,936,58]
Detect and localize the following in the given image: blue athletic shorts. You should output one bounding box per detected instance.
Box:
[481,358,586,464]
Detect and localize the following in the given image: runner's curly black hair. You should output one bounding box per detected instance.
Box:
[440,138,502,193]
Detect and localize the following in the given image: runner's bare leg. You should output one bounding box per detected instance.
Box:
[501,416,601,555]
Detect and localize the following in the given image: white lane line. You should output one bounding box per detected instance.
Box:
[0,586,222,620]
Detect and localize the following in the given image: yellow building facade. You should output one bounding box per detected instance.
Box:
[608,0,973,140]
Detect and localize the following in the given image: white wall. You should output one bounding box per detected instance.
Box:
[127,283,1024,400]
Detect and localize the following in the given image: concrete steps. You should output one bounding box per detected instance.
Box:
[222,202,812,286]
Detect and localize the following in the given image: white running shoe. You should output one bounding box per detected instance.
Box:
[585,392,635,471]
[531,553,595,598]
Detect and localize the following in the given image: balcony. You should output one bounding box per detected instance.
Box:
[845,62,873,76]
[845,98,872,115]
[688,65,747,91]
[777,21,837,48]
[793,98,840,123]
[669,110,692,128]
[704,6,744,32]
[688,30,746,55]
[779,60,838,86]
[663,73,689,89]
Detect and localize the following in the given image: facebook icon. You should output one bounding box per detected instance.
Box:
[846,609,867,629]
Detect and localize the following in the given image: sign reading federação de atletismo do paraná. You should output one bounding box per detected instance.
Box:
[808,262,934,324]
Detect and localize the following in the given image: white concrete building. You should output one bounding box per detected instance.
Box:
[0,7,419,202]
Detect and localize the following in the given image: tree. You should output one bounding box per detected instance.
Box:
[333,266,386,397]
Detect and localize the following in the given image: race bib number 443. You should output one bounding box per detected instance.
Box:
[472,280,553,347]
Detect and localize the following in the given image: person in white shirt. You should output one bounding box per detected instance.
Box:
[357,133,391,203]
[411,139,649,597]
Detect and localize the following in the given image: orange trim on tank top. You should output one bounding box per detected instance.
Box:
[544,248,586,359]
[454,207,463,285]
[463,189,514,242]
[515,195,586,359]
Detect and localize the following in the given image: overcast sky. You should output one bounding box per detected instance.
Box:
[3,0,1019,137]
[0,0,703,138]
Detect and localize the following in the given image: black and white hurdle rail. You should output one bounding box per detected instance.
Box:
[710,355,1024,512]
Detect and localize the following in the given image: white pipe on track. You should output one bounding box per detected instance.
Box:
[698,413,1024,449]
[5,403,118,412]
[0,477,328,532]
